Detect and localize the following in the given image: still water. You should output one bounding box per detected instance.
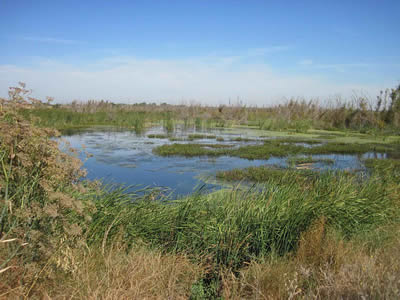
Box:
[60,126,378,196]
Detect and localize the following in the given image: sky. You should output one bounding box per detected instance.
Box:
[0,0,399,105]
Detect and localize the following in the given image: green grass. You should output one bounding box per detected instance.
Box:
[306,142,396,155]
[147,134,169,139]
[153,138,400,159]
[152,143,232,157]
[20,107,149,133]
[267,137,323,144]
[169,137,185,142]
[153,140,304,159]
[364,158,400,181]
[88,171,398,272]
[187,134,217,140]
[229,137,255,142]
[216,166,317,184]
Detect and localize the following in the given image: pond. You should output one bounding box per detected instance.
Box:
[60,126,385,196]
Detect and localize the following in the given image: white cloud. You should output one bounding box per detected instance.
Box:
[246,46,290,56]
[0,56,391,105]
[298,59,313,66]
[22,36,83,45]
[313,63,372,73]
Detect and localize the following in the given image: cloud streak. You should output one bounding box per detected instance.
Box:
[22,36,83,45]
[0,55,392,105]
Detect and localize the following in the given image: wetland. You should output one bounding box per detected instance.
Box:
[2,83,400,298]
[60,124,400,195]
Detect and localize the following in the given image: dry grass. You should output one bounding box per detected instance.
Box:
[1,244,203,299]
[221,222,400,299]
[63,247,202,299]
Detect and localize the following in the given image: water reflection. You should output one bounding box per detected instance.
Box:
[59,127,390,196]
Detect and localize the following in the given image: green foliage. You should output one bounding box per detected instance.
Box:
[87,171,398,274]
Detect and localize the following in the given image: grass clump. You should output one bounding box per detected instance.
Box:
[153,140,304,159]
[364,158,400,171]
[216,166,318,184]
[306,142,393,155]
[154,139,399,160]
[364,158,400,182]
[147,133,169,139]
[230,137,255,142]
[168,137,185,141]
[229,141,304,159]
[288,156,335,166]
[269,137,322,144]
[187,134,217,140]
[153,143,231,157]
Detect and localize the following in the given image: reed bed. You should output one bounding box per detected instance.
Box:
[20,83,400,134]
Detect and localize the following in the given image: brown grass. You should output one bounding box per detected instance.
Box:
[221,222,400,299]
[1,244,203,299]
[63,247,202,299]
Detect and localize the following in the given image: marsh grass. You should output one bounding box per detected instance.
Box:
[19,83,400,136]
[88,171,397,266]
[153,143,231,157]
[148,133,169,139]
[216,166,318,183]
[153,138,400,160]
[288,156,335,166]
[229,137,255,142]
[187,134,217,140]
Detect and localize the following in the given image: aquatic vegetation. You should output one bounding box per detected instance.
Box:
[147,133,169,139]
[306,142,396,155]
[163,115,174,133]
[216,166,317,183]
[269,137,322,144]
[230,137,255,142]
[365,158,400,170]
[152,143,231,157]
[152,138,398,160]
[364,158,400,181]
[288,156,335,166]
[187,133,217,140]
[168,137,185,141]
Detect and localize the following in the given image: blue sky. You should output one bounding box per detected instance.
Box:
[0,0,399,104]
